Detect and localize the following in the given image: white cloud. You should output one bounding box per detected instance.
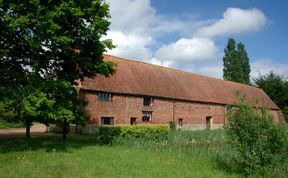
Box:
[105,31,153,60]
[195,8,267,38]
[155,38,218,62]
[105,1,277,80]
[107,0,196,35]
[251,59,288,77]
[107,0,156,34]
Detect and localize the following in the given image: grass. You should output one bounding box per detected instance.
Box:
[0,127,287,178]
[0,119,23,129]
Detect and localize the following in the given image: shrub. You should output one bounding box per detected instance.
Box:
[169,121,176,131]
[98,125,169,145]
[225,97,286,175]
[283,107,288,123]
[98,126,122,145]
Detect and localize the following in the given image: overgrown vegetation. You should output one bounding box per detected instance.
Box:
[225,97,287,175]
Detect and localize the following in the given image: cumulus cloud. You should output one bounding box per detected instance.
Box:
[105,31,153,60]
[105,0,202,59]
[107,0,156,33]
[105,0,279,80]
[195,8,267,38]
[155,38,218,62]
[251,59,288,77]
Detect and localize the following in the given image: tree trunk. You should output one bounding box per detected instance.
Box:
[63,118,67,140]
[25,118,31,138]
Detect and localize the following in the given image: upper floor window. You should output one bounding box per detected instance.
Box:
[98,92,112,101]
[143,97,153,106]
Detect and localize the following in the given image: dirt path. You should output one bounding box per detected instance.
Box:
[0,124,48,138]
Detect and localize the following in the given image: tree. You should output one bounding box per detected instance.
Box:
[223,38,251,85]
[254,72,288,122]
[225,96,285,175]
[0,0,116,138]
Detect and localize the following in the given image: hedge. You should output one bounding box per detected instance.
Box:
[98,125,169,145]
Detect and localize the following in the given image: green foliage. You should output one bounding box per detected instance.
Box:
[223,38,251,85]
[0,102,15,121]
[169,121,176,131]
[283,107,288,123]
[98,125,169,145]
[0,0,115,138]
[254,72,288,122]
[0,0,116,83]
[225,97,286,175]
[98,126,122,145]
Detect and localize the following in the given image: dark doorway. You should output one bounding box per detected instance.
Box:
[130,117,137,125]
[206,116,213,130]
[178,118,183,126]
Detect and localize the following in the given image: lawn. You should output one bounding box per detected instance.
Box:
[0,128,287,178]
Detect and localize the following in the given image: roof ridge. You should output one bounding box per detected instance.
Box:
[103,54,258,90]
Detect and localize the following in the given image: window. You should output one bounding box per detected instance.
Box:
[143,97,153,106]
[130,117,137,125]
[98,92,112,101]
[142,111,152,122]
[101,117,114,125]
[178,118,183,126]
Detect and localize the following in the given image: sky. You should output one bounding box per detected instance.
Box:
[104,0,288,79]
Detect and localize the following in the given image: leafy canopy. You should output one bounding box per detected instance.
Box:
[223,38,251,85]
[0,0,116,137]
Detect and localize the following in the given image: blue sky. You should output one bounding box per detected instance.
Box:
[105,0,288,79]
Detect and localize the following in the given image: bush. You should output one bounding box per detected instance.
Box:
[169,121,176,131]
[225,97,286,175]
[98,126,122,145]
[98,125,169,145]
[283,107,288,123]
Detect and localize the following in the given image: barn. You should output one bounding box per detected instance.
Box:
[80,55,284,130]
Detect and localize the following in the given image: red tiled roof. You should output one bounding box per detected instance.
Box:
[81,55,279,110]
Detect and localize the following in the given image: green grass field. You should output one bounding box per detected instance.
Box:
[0,129,287,178]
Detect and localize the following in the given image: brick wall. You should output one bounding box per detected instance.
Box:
[82,91,228,128]
[82,91,284,129]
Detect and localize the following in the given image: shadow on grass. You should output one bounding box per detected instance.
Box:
[0,134,100,154]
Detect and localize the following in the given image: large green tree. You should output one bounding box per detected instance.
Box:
[254,72,288,122]
[223,38,251,85]
[0,0,116,138]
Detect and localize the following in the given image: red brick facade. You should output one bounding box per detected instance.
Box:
[80,55,285,129]
[82,91,284,129]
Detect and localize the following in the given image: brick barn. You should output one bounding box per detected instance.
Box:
[80,55,284,130]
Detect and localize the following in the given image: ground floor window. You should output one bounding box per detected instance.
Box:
[101,117,114,125]
[142,111,152,122]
